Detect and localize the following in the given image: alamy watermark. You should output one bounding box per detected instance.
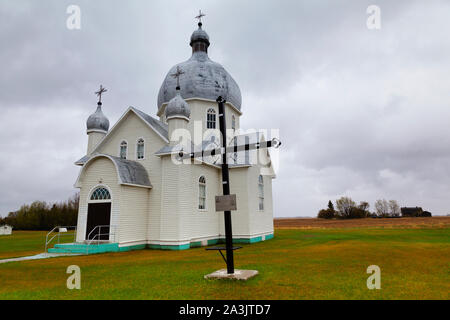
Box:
[66,5,81,30]
[366,265,381,289]
[167,122,281,176]
[367,5,381,30]
[66,265,81,289]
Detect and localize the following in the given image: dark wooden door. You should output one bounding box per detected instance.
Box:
[86,203,111,240]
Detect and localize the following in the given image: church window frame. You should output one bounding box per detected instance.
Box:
[89,185,112,203]
[136,138,145,160]
[198,175,207,210]
[258,175,264,211]
[206,108,216,129]
[119,140,128,160]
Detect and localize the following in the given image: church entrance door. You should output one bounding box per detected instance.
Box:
[86,203,111,241]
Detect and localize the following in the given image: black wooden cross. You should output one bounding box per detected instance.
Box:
[170,66,185,90]
[195,10,206,24]
[95,85,107,104]
[178,96,281,274]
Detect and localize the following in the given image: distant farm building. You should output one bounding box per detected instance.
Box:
[401,207,432,217]
[0,225,13,235]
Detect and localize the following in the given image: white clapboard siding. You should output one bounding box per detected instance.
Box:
[76,158,120,242]
[159,100,240,135]
[159,156,180,241]
[75,99,275,247]
[118,185,149,244]
[179,163,221,241]
[247,165,274,237]
[225,167,251,237]
[96,111,166,242]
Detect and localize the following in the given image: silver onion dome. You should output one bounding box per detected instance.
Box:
[165,89,191,120]
[190,23,210,46]
[87,103,109,133]
[157,23,242,112]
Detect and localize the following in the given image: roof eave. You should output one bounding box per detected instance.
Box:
[157,97,242,117]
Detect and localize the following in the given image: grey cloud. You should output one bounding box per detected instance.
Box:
[1,0,450,217]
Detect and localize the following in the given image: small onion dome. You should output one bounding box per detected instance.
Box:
[190,22,210,48]
[87,102,110,133]
[165,89,190,120]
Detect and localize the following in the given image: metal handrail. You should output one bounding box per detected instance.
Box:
[85,225,117,254]
[45,226,77,252]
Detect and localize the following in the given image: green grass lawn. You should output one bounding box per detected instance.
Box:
[0,231,47,259]
[0,228,448,299]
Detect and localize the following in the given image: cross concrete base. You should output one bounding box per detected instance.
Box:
[204,269,258,280]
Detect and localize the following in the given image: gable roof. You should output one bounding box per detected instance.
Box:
[94,106,168,150]
[75,107,168,166]
[75,154,152,189]
[131,107,168,140]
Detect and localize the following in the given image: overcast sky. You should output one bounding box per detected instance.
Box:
[1,0,450,217]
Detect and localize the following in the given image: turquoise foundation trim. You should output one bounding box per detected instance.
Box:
[118,244,147,252]
[48,243,120,254]
[189,241,202,248]
[47,234,274,254]
[207,239,220,245]
[265,234,274,240]
[232,236,263,244]
[148,244,190,250]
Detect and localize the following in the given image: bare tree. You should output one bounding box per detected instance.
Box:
[375,199,390,217]
[388,200,400,217]
[336,197,356,218]
[359,201,370,212]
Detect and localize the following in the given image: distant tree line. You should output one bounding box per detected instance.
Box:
[317,197,432,219]
[0,194,79,230]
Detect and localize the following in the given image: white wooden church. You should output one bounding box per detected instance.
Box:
[67,19,276,252]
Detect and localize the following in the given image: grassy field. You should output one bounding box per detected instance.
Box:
[0,223,449,299]
[0,231,48,259]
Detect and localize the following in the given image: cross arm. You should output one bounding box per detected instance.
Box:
[177,138,281,160]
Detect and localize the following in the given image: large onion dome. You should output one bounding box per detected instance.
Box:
[157,22,242,112]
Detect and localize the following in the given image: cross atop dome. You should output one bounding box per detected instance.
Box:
[195,10,205,26]
[170,66,185,90]
[95,85,107,104]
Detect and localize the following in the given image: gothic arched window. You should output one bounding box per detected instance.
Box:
[137,138,145,160]
[207,108,216,129]
[198,176,206,210]
[258,175,264,211]
[90,187,111,201]
[120,141,127,159]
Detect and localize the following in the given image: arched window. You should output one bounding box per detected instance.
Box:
[198,176,206,210]
[136,138,145,160]
[207,108,216,129]
[258,175,264,210]
[231,115,236,131]
[90,187,111,201]
[120,141,127,159]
